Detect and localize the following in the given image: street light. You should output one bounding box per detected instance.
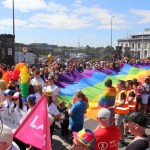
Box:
[111,16,115,60]
[13,0,15,36]
[12,0,15,64]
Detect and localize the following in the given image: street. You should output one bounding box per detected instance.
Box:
[52,116,150,150]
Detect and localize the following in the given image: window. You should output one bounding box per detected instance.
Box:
[121,43,123,47]
[144,50,147,57]
[138,43,141,49]
[132,43,134,49]
[125,43,128,47]
[144,43,148,49]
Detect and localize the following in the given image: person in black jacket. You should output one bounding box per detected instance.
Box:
[58,101,69,140]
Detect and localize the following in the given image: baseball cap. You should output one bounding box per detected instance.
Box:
[12,92,20,99]
[73,129,96,147]
[45,89,52,96]
[98,108,110,121]
[2,89,14,96]
[27,94,36,102]
[125,112,147,127]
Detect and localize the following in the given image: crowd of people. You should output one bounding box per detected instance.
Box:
[0,57,150,150]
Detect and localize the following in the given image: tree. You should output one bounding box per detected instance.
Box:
[116,46,123,59]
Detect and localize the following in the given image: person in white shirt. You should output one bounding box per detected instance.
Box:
[0,125,20,150]
[46,75,59,105]
[45,89,61,140]
[30,69,45,91]
[33,83,43,103]
[2,89,14,115]
[12,92,27,122]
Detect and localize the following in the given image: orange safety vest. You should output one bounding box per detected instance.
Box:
[114,90,129,115]
[127,89,136,111]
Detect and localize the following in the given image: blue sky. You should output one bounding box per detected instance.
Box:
[0,0,150,47]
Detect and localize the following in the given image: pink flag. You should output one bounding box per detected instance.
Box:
[14,94,51,150]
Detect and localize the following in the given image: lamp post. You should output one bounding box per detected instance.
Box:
[111,16,115,60]
[12,0,15,64]
[13,0,15,36]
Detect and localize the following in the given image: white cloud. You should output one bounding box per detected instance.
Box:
[29,5,129,30]
[1,0,130,30]
[0,18,27,29]
[130,9,150,24]
[2,0,47,12]
[29,13,93,29]
[47,2,68,13]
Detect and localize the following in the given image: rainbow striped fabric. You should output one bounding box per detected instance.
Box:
[58,63,150,110]
[98,86,117,108]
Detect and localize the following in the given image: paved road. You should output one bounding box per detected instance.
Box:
[52,117,150,150]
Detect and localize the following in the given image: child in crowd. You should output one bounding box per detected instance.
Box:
[57,101,69,140]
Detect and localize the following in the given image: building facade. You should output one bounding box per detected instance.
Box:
[118,29,150,59]
[0,34,15,65]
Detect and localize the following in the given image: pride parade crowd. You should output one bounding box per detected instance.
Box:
[0,57,150,150]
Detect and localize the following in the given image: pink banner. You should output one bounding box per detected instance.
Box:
[14,94,51,150]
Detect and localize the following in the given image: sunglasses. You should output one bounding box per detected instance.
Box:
[48,78,53,80]
[13,98,19,101]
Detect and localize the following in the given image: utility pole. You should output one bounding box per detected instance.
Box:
[111,16,115,60]
[13,0,15,64]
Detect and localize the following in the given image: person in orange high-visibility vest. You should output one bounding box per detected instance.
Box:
[124,80,136,138]
[126,80,136,113]
[109,80,129,148]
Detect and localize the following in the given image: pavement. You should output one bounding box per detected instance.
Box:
[52,116,150,150]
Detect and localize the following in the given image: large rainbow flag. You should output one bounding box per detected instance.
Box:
[58,63,150,119]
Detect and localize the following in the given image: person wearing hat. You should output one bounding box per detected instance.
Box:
[72,129,96,150]
[125,112,149,150]
[27,94,36,114]
[93,108,120,150]
[12,92,27,113]
[45,75,59,105]
[2,89,15,115]
[12,93,27,150]
[45,89,61,140]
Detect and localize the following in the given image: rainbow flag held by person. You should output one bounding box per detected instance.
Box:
[98,86,117,109]
[57,63,150,119]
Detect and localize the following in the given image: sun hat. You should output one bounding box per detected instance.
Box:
[45,89,52,96]
[98,108,111,121]
[73,129,96,147]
